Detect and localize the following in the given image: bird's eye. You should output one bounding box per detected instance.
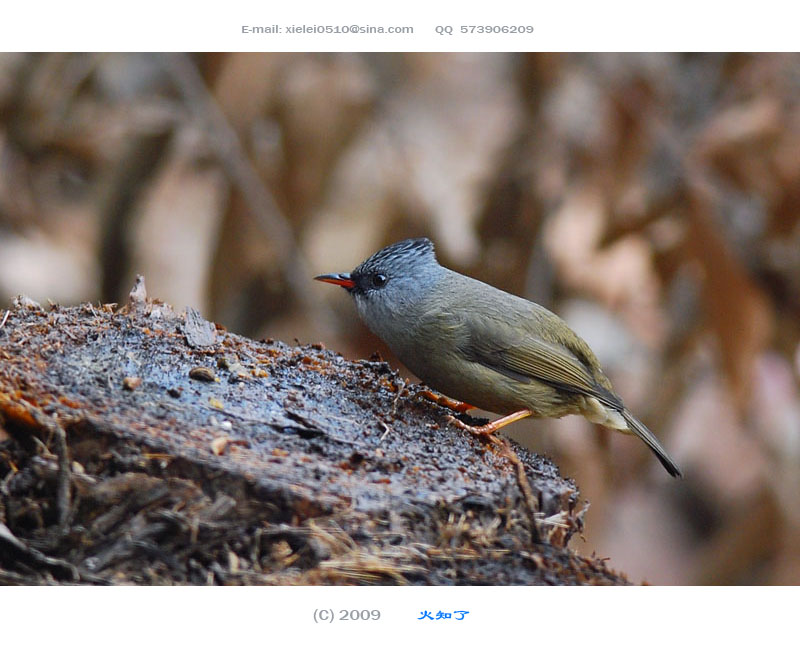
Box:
[371,273,388,288]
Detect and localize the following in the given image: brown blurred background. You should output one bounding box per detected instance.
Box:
[1,52,799,585]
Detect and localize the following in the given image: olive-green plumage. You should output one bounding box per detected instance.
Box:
[316,238,681,478]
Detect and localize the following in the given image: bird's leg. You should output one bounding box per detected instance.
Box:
[447,409,541,544]
[446,409,533,440]
[416,388,476,413]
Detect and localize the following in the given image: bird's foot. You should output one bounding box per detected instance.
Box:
[446,409,533,440]
[417,389,475,413]
[447,408,541,544]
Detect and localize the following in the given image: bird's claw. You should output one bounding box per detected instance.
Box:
[445,415,497,441]
[417,389,475,413]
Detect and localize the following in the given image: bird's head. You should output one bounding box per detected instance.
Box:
[315,237,442,326]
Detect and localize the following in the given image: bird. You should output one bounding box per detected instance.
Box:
[315,237,682,478]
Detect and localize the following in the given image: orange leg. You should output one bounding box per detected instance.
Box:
[447,409,533,440]
[447,407,540,542]
[417,389,476,414]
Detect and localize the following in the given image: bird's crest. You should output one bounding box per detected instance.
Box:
[355,238,436,273]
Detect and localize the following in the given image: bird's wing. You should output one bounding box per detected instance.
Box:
[461,315,622,408]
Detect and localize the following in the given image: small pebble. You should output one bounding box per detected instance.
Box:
[189,367,217,382]
[122,376,142,391]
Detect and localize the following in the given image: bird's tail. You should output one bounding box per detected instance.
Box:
[621,410,682,478]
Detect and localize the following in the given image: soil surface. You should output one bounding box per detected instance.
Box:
[0,288,628,585]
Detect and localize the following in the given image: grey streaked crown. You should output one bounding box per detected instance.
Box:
[353,238,435,275]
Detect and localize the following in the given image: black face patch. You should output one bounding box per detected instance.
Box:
[350,270,389,295]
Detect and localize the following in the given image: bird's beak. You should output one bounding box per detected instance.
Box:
[314,273,355,289]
